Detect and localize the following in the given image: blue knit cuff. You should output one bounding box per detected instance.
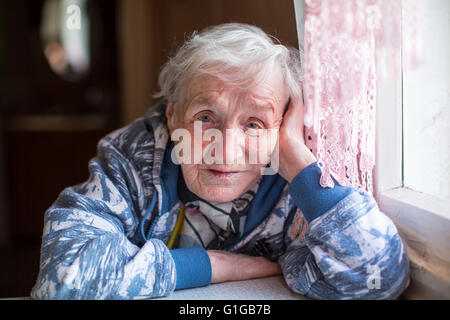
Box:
[170,246,212,290]
[288,162,354,223]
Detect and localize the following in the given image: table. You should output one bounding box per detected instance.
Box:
[155,276,309,300]
[2,276,309,300]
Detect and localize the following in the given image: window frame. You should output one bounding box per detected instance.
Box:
[293,0,450,299]
[373,1,450,299]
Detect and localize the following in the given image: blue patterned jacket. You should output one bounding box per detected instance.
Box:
[31,102,410,300]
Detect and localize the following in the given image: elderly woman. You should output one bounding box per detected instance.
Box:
[31,23,409,300]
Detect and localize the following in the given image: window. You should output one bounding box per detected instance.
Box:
[294,0,450,299]
[373,0,450,299]
[402,0,449,200]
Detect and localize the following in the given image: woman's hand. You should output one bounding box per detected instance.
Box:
[277,90,317,183]
[207,250,282,283]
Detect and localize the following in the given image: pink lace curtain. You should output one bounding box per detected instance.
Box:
[302,0,423,193]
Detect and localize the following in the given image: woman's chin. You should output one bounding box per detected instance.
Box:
[181,167,261,203]
[194,185,242,203]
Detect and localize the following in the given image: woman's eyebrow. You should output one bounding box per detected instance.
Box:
[189,96,218,108]
[249,103,274,115]
[245,95,277,114]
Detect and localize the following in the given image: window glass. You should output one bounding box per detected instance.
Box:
[403,0,450,200]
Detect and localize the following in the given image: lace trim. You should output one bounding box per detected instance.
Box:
[302,0,424,193]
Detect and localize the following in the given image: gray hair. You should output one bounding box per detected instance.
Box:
[154,23,303,106]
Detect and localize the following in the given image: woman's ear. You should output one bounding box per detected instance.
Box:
[165,102,176,133]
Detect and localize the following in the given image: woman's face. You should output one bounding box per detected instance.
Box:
[166,71,289,202]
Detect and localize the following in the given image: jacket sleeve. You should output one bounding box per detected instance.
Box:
[278,162,410,300]
[30,136,177,300]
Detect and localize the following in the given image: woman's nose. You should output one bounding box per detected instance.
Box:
[222,127,246,165]
[202,121,245,165]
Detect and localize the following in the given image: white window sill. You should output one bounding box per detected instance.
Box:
[376,187,450,299]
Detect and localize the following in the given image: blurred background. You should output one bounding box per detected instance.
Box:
[0,0,299,298]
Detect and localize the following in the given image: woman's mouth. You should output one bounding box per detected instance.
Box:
[207,169,240,178]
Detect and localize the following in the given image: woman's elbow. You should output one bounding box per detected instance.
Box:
[360,233,411,300]
[31,272,84,300]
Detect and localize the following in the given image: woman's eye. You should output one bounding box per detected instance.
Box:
[247,122,261,129]
[197,115,212,122]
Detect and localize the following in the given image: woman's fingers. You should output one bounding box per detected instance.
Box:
[280,96,305,144]
[277,88,317,182]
